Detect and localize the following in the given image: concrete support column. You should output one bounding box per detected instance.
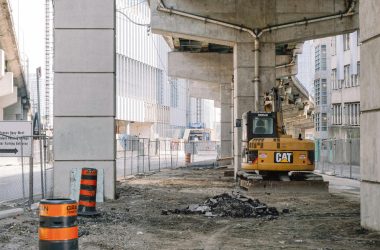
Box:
[220,82,232,158]
[233,42,275,176]
[53,0,116,199]
[359,0,380,231]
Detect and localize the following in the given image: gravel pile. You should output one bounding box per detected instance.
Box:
[164,192,279,218]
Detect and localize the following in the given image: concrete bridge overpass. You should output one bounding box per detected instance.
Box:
[0,0,29,120]
[53,0,380,231]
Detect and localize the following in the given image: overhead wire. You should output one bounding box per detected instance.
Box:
[118,0,147,10]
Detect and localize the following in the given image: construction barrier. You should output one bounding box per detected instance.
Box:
[39,199,78,250]
[185,153,191,163]
[78,168,99,216]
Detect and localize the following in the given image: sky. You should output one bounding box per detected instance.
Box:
[9,0,45,73]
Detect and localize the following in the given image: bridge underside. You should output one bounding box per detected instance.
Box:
[0,0,29,120]
[147,0,379,231]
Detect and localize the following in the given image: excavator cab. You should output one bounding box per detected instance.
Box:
[243,111,278,141]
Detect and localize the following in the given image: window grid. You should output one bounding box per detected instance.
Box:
[343,33,350,51]
[314,79,320,105]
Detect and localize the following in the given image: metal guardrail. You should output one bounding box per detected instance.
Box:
[315,138,360,180]
[0,133,53,209]
[116,138,218,179]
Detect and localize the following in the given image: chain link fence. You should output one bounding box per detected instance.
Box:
[315,138,360,180]
[116,137,219,179]
[0,134,54,211]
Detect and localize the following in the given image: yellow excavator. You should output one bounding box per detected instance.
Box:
[238,87,325,189]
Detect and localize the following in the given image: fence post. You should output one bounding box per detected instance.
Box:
[148,139,151,172]
[130,139,134,175]
[170,140,173,169]
[38,135,45,198]
[123,139,127,178]
[165,139,167,168]
[43,136,48,196]
[20,136,25,200]
[321,141,325,173]
[158,139,161,172]
[176,142,179,168]
[29,138,34,207]
[349,139,352,179]
[142,138,145,173]
[137,138,140,174]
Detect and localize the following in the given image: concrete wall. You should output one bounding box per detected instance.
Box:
[53,0,116,200]
[359,0,380,231]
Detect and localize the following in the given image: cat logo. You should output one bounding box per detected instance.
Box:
[274,152,293,163]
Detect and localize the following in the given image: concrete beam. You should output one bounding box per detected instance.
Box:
[169,51,298,84]
[188,80,220,102]
[0,0,27,100]
[168,52,232,83]
[0,87,17,120]
[151,0,358,45]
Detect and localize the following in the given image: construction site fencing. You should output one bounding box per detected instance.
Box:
[315,138,360,180]
[116,138,219,179]
[0,133,54,211]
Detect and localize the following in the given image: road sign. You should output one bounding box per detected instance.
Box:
[0,121,32,157]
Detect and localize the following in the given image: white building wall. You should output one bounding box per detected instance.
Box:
[330,31,361,139]
[297,41,315,95]
[116,0,187,138]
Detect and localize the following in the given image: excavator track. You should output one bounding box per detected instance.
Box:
[237,171,329,194]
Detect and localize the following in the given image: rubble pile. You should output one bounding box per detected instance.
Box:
[164,192,279,218]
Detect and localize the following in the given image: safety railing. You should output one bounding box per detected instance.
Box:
[315,138,360,180]
[116,138,219,179]
[0,133,53,210]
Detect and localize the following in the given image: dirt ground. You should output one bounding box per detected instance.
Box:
[0,166,380,250]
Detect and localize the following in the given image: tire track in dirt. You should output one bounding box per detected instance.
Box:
[203,224,233,250]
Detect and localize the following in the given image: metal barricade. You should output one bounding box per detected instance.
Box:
[316,138,360,180]
[116,137,219,179]
[0,133,54,210]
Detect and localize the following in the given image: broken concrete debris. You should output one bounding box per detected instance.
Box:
[165,192,280,218]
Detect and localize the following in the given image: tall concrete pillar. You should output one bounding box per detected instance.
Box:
[360,0,380,231]
[233,42,275,176]
[53,0,116,199]
[220,82,232,158]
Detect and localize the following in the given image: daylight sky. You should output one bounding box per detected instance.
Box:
[9,0,45,73]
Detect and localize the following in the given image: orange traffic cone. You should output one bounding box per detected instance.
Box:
[78,168,100,216]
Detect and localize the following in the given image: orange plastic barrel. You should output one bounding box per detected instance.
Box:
[39,199,78,250]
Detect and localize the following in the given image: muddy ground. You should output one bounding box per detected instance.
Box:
[0,167,379,250]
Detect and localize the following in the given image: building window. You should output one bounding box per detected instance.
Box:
[343,33,350,51]
[331,37,336,56]
[321,45,327,70]
[321,113,327,131]
[170,79,178,108]
[344,65,351,87]
[321,79,327,105]
[332,104,342,125]
[315,44,327,72]
[357,62,360,86]
[344,102,360,126]
[332,69,337,90]
[315,45,320,71]
[314,79,320,105]
[156,70,164,105]
[314,112,320,132]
